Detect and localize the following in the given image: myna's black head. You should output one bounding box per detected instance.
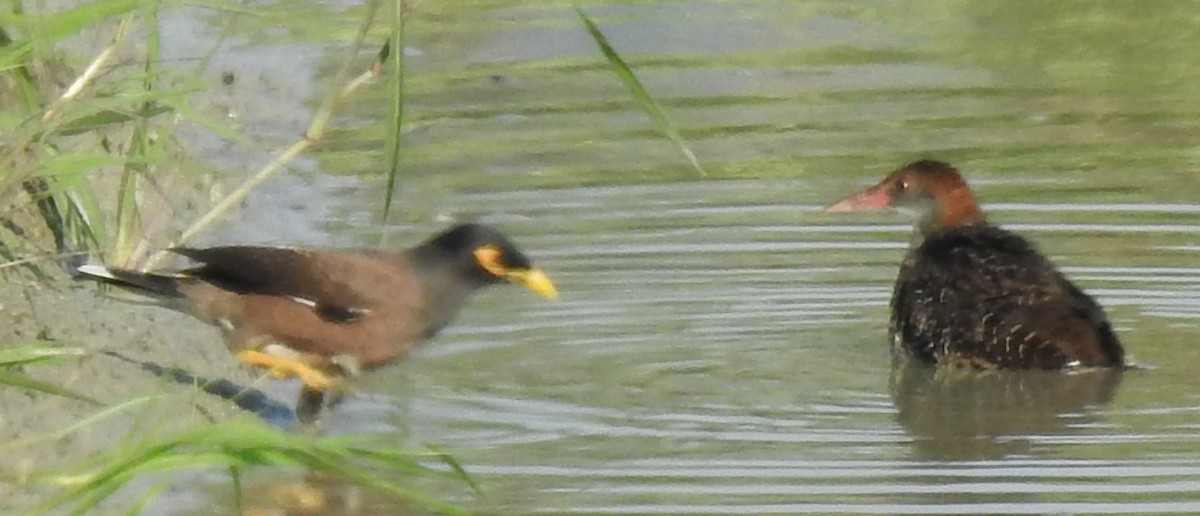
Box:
[421,223,558,299]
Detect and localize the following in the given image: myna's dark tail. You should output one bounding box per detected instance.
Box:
[75,264,183,298]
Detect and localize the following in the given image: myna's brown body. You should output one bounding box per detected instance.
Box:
[78,223,557,421]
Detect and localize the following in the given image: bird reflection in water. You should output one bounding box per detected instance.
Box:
[889,360,1123,461]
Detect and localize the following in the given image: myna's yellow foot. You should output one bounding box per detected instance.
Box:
[236,349,340,392]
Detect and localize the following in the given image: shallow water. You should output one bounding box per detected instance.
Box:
[192,0,1200,513]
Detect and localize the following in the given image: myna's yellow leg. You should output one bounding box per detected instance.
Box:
[236,349,339,392]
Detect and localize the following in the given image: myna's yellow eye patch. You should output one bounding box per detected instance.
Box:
[473,245,507,277]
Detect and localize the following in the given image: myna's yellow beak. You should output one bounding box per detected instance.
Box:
[507,268,558,300]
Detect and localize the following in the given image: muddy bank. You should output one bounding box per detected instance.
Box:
[0,9,335,513]
[0,267,268,508]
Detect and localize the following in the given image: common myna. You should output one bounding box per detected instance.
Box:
[77,223,558,420]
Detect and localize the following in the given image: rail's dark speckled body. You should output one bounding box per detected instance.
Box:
[891,224,1123,369]
[828,160,1124,370]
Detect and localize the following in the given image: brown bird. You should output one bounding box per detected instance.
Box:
[77,223,558,420]
[826,160,1124,370]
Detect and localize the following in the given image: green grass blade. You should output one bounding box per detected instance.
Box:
[575,7,706,177]
[0,343,85,365]
[5,395,159,452]
[34,416,468,514]
[297,452,468,515]
[0,370,99,404]
[429,446,480,494]
[110,0,162,264]
[119,474,173,516]
[161,98,252,144]
[32,151,124,178]
[53,103,174,136]
[2,0,142,47]
[63,187,107,253]
[381,0,407,222]
[113,136,144,264]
